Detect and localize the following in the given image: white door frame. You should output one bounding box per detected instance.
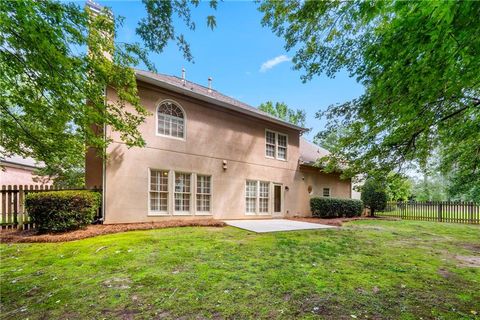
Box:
[272,183,283,216]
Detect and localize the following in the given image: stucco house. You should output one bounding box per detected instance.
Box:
[85,70,353,224]
[0,154,50,186]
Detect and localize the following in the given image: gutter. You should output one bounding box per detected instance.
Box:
[136,73,308,133]
[0,160,41,171]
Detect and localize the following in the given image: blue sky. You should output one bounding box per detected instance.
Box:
[99,0,364,141]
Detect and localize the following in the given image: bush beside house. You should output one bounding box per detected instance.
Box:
[26,190,101,233]
[310,197,364,218]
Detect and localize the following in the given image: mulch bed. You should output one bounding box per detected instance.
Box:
[0,219,225,244]
[289,216,399,227]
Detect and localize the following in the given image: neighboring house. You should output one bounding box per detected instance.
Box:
[0,155,49,186]
[86,70,353,224]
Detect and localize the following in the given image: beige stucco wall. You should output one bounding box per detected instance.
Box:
[93,81,352,223]
[0,165,49,186]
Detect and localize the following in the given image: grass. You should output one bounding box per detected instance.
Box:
[1,220,479,319]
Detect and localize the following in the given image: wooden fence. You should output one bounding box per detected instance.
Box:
[377,201,480,224]
[0,185,101,230]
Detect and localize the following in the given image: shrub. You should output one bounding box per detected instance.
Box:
[310,197,364,218]
[361,178,388,216]
[25,190,101,233]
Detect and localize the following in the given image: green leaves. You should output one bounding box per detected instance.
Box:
[260,1,480,200]
[0,0,217,185]
[137,0,217,62]
[258,101,308,129]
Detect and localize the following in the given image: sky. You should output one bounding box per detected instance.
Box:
[98,0,364,141]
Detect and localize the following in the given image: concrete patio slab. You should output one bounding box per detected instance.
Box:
[223,219,336,233]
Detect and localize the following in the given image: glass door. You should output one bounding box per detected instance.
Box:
[273,184,282,214]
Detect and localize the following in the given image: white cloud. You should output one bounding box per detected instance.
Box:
[259,55,290,72]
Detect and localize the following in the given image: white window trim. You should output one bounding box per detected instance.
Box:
[155,99,187,141]
[245,180,258,216]
[323,187,331,197]
[265,129,288,161]
[148,170,213,216]
[148,168,170,216]
[195,174,213,215]
[173,171,192,215]
[245,180,273,216]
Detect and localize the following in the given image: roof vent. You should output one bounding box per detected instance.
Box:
[181,67,186,86]
[208,77,213,93]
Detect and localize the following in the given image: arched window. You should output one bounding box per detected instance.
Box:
[157,100,185,139]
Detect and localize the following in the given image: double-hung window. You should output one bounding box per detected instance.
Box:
[258,182,269,213]
[265,130,287,160]
[266,131,276,158]
[246,180,271,215]
[175,172,191,212]
[196,175,211,213]
[323,188,331,197]
[149,170,213,215]
[149,170,169,213]
[245,180,257,214]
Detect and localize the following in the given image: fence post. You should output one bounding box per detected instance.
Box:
[469,202,474,224]
[438,202,443,222]
[1,185,6,229]
[12,185,18,227]
[18,185,24,230]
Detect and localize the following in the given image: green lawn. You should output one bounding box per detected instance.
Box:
[1,220,479,320]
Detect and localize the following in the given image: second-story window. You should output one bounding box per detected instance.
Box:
[265,130,288,160]
[157,100,185,139]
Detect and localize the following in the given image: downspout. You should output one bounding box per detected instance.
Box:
[101,85,107,223]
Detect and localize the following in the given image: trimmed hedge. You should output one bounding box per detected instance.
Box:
[310,197,364,218]
[25,190,101,233]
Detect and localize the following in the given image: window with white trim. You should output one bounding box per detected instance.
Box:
[277,134,287,160]
[245,180,257,214]
[265,130,288,160]
[157,100,185,139]
[246,180,272,214]
[149,170,169,212]
[323,188,331,197]
[259,181,269,213]
[266,131,276,158]
[175,172,191,212]
[196,175,211,212]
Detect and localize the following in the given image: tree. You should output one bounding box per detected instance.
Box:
[411,173,450,202]
[385,173,412,202]
[361,178,387,217]
[259,101,308,128]
[0,0,216,185]
[259,1,480,195]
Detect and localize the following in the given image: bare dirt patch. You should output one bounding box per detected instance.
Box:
[289,216,397,227]
[0,219,225,243]
[462,243,480,253]
[103,277,132,290]
[456,255,480,268]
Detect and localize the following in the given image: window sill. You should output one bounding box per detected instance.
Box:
[148,212,170,216]
[173,212,192,216]
[265,156,287,162]
[195,212,212,216]
[155,133,186,141]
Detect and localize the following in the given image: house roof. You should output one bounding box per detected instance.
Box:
[0,154,43,170]
[135,69,307,132]
[299,138,330,166]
